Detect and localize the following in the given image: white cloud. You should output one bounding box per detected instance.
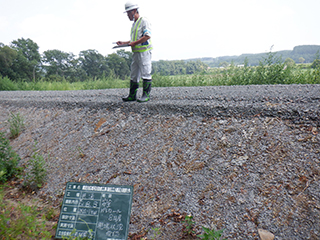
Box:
[20,14,64,34]
[1,0,319,60]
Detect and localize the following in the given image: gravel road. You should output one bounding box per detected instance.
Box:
[0,85,319,123]
[0,84,319,239]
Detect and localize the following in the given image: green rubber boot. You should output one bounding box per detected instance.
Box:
[122,81,139,102]
[137,79,152,102]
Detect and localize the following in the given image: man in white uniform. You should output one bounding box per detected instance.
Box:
[117,2,153,102]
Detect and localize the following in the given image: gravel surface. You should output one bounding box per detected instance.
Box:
[0,84,319,239]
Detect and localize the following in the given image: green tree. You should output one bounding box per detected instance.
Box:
[10,38,41,81]
[284,57,295,68]
[0,44,18,79]
[67,56,87,82]
[299,57,305,63]
[311,59,320,69]
[79,49,109,78]
[43,49,70,76]
[152,60,170,75]
[106,53,130,79]
[173,60,186,75]
[115,49,132,69]
[219,61,229,68]
[186,61,197,74]
[42,50,81,81]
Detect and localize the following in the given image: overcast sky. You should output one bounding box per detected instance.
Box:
[1,0,320,61]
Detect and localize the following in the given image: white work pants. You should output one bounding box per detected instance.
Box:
[130,51,152,83]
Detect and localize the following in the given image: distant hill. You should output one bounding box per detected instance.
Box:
[187,45,320,68]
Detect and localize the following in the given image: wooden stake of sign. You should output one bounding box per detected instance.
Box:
[56,182,133,240]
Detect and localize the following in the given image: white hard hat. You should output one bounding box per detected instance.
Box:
[124,1,139,13]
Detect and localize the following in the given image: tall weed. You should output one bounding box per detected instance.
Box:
[24,142,47,189]
[0,132,21,182]
[7,112,25,139]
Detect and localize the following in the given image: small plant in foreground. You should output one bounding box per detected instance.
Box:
[198,226,227,240]
[183,214,196,235]
[0,188,52,239]
[24,142,47,189]
[7,112,25,139]
[150,227,161,239]
[0,132,21,182]
[77,146,85,158]
[44,207,56,220]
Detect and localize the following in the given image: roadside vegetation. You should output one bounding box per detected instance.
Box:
[1,54,319,91]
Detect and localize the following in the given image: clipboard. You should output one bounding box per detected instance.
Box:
[112,43,130,49]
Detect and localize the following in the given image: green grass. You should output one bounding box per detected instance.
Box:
[0,186,53,239]
[18,76,129,91]
[0,76,129,91]
[153,65,319,87]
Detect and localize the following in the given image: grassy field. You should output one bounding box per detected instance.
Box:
[1,62,320,92]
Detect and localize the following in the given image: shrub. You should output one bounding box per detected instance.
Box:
[24,143,47,189]
[311,59,320,69]
[253,51,290,85]
[8,112,25,139]
[198,226,227,240]
[0,76,18,91]
[183,215,196,235]
[0,132,21,182]
[311,68,320,84]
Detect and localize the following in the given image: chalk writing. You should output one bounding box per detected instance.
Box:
[79,199,100,208]
[61,214,76,221]
[56,182,133,240]
[78,208,99,215]
[65,199,79,205]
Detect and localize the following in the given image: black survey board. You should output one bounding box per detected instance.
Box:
[56,182,133,240]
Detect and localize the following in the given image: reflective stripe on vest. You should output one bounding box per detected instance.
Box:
[130,17,153,53]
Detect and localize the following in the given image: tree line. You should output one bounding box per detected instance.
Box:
[0,38,208,83]
[0,38,132,82]
[192,45,320,68]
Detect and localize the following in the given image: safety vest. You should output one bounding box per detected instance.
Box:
[131,17,153,53]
